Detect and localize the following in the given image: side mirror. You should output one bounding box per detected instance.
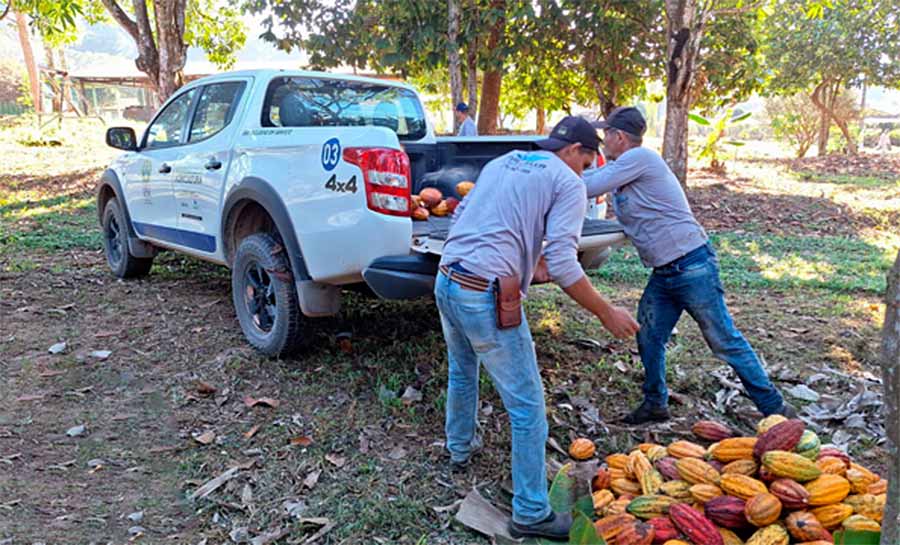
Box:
[106,127,138,151]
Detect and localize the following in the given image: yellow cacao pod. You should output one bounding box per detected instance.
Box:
[722,458,759,476]
[718,527,744,545]
[815,456,847,476]
[746,524,789,545]
[689,483,724,504]
[810,503,854,528]
[841,514,881,532]
[667,440,707,459]
[658,480,693,502]
[757,414,787,435]
[711,437,758,462]
[804,474,850,506]
[639,469,664,495]
[628,450,653,479]
[592,489,616,515]
[611,478,642,497]
[675,457,721,486]
[720,473,768,501]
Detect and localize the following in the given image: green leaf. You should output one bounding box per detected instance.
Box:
[569,511,606,545]
[548,463,577,514]
[724,141,746,146]
[833,529,880,545]
[689,113,711,126]
[574,494,594,518]
[730,111,752,123]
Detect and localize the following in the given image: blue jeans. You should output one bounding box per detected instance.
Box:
[434,271,550,525]
[637,243,784,415]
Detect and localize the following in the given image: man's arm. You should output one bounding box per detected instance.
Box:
[583,150,647,198]
[563,276,639,339]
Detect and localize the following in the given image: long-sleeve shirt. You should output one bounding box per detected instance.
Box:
[440,150,586,295]
[583,146,707,268]
[457,116,477,136]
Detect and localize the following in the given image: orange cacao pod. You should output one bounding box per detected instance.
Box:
[744,493,783,527]
[593,467,612,491]
[616,519,655,545]
[569,438,595,460]
[592,489,616,515]
[689,483,724,504]
[810,503,853,528]
[675,457,721,486]
[816,456,847,476]
[719,474,768,501]
[667,440,707,459]
[594,513,636,542]
[785,510,829,542]
[711,437,758,463]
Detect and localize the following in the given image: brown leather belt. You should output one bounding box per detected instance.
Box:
[439,265,492,292]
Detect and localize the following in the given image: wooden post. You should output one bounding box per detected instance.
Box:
[882,250,900,545]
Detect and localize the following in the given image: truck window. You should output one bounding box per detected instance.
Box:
[188,81,246,143]
[261,76,427,141]
[144,89,197,149]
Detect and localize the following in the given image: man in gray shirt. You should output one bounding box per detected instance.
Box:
[455,102,478,136]
[584,107,795,424]
[436,116,639,540]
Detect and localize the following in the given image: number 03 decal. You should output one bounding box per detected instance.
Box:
[321,137,341,171]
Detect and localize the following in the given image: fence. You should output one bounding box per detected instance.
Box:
[0,101,28,116]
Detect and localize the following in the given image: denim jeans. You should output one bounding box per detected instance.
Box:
[434,271,550,525]
[637,243,784,415]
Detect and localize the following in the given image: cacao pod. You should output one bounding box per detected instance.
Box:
[816,456,847,476]
[846,468,878,494]
[419,187,442,207]
[662,542,691,545]
[689,483,724,504]
[593,489,616,515]
[843,493,885,522]
[646,445,669,463]
[795,430,821,460]
[705,496,752,529]
[640,469,664,495]
[744,493,783,527]
[867,478,887,495]
[626,495,678,519]
[411,207,430,221]
[810,503,853,528]
[793,542,833,545]
[753,419,804,460]
[628,450,653,479]
[607,453,629,470]
[594,513,637,542]
[841,514,880,532]
[616,520,655,545]
[675,457,721,486]
[667,440,707,459]
[455,181,474,197]
[658,480,693,502]
[593,467,613,491]
[444,197,460,214]
[711,437,758,463]
[692,420,735,442]
[722,459,759,476]
[719,474,768,501]
[611,467,627,481]
[709,460,726,472]
[718,527,744,545]
[746,524,789,545]
[430,200,450,216]
[569,438,596,460]
[670,503,724,545]
[804,474,850,506]
[758,466,778,483]
[656,457,681,481]
[762,450,822,482]
[756,414,787,435]
[647,516,679,544]
[612,478,643,497]
[785,511,829,542]
[817,448,850,468]
[769,479,811,510]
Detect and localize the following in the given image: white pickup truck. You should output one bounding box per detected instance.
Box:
[98,69,625,356]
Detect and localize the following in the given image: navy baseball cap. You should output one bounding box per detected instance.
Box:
[594,106,647,138]
[535,116,601,153]
[455,102,469,112]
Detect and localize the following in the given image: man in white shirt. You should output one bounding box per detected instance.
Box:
[455,102,477,136]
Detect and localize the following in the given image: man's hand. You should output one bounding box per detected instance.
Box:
[531,256,551,285]
[599,305,640,339]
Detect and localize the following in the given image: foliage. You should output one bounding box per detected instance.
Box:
[765,93,820,158]
[690,108,751,170]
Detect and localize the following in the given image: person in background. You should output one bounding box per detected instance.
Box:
[583,106,797,425]
[436,116,639,540]
[455,102,477,136]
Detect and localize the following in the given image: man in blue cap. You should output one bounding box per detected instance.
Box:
[437,115,639,540]
[455,102,478,136]
[584,106,796,424]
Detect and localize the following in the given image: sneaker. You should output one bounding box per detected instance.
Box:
[508,511,572,541]
[622,401,670,425]
[449,437,483,473]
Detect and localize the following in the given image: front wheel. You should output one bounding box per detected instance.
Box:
[102,199,153,278]
[231,233,305,357]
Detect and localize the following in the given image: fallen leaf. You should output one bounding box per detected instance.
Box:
[400,386,422,405]
[290,436,313,447]
[39,370,66,378]
[787,384,820,402]
[190,467,239,500]
[303,470,321,489]
[243,424,262,440]
[614,360,629,373]
[325,454,346,468]
[66,424,86,437]
[250,528,289,545]
[241,484,253,506]
[196,381,217,396]
[88,350,112,360]
[229,527,250,543]
[93,329,121,338]
[48,342,67,354]
[387,446,406,460]
[127,511,143,523]
[16,394,45,402]
[283,499,307,517]
[243,396,280,409]
[193,431,216,445]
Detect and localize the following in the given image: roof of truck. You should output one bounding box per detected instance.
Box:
[188,69,416,92]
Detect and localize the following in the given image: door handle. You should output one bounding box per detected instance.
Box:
[204,158,222,170]
[158,163,172,174]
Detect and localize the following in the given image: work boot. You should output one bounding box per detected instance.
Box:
[622,400,670,425]
[508,511,573,541]
[767,402,798,418]
[449,433,483,473]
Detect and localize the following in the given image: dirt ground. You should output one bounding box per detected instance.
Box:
[0,134,897,544]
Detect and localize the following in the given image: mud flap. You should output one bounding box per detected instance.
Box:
[296,279,341,317]
[128,236,158,258]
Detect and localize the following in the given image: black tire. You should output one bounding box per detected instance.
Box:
[231,233,304,357]
[102,199,153,278]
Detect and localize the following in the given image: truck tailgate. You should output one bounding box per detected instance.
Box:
[411,217,627,255]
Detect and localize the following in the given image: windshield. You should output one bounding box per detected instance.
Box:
[261,76,427,141]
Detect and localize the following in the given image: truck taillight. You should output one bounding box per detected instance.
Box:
[342,147,411,217]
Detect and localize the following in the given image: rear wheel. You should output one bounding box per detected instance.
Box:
[231,233,304,357]
[102,199,153,278]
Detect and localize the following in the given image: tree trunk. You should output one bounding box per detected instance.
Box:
[447,0,463,133]
[15,11,41,113]
[536,106,545,134]
[816,111,829,156]
[832,116,858,155]
[881,250,900,545]
[811,81,839,157]
[466,42,478,119]
[154,0,188,101]
[477,0,505,135]
[44,46,62,113]
[859,76,867,151]
[662,0,705,188]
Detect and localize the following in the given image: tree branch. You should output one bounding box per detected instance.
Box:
[99,0,139,43]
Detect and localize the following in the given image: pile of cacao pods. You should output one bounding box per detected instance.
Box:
[569,415,887,545]
[410,181,474,221]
